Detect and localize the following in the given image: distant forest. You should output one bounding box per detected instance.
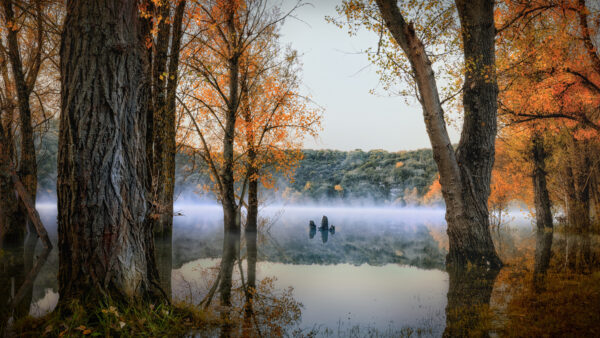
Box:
[36,122,439,206]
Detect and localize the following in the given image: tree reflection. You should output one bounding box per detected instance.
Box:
[219,229,240,337]
[319,228,328,243]
[1,234,49,335]
[533,230,553,290]
[563,232,592,273]
[443,266,500,337]
[308,227,316,239]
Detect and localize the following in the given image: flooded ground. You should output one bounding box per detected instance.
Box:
[1,204,599,336]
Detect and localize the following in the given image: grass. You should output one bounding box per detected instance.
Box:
[10,299,219,337]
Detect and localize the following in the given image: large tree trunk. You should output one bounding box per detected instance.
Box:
[375,0,501,268]
[2,0,38,234]
[532,134,553,230]
[58,0,162,303]
[451,0,502,268]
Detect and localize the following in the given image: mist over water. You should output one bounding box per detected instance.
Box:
[21,200,540,335]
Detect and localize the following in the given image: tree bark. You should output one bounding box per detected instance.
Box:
[0,115,22,244]
[375,0,501,268]
[58,0,162,303]
[156,1,186,235]
[148,1,171,233]
[532,134,553,230]
[154,232,172,301]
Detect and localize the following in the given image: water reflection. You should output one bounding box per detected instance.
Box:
[308,227,316,239]
[0,234,49,335]
[443,266,500,337]
[319,228,329,243]
[533,230,553,290]
[563,233,592,273]
[9,205,600,335]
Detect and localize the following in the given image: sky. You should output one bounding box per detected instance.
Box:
[276,0,461,152]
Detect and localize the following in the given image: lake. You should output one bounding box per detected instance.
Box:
[1,203,597,336]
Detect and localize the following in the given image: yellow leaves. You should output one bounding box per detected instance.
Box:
[75,325,92,335]
[334,184,343,191]
[395,161,404,168]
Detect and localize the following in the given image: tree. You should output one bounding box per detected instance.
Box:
[180,0,315,305]
[338,0,502,267]
[531,133,553,230]
[58,0,162,303]
[495,0,600,230]
[141,0,188,235]
[0,0,55,237]
[239,47,320,307]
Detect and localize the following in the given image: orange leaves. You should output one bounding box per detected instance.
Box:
[423,176,442,205]
[497,0,600,135]
[178,0,321,204]
[489,135,534,213]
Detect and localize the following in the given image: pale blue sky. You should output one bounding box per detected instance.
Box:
[277,0,461,151]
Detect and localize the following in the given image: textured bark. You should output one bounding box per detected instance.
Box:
[141,0,155,181]
[375,0,501,268]
[2,0,38,233]
[443,266,499,337]
[154,232,172,300]
[58,0,161,303]
[532,134,553,230]
[0,117,22,243]
[149,1,171,228]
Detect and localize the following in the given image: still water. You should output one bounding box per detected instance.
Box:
[1,204,595,336]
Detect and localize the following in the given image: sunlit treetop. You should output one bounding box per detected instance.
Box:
[496,0,600,139]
